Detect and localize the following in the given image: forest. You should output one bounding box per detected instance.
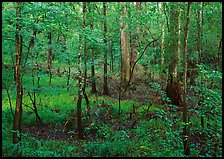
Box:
[2,2,222,157]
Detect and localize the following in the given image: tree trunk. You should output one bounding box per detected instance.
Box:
[82,2,91,118]
[88,2,97,94]
[197,2,203,64]
[160,2,165,73]
[77,36,83,140]
[30,73,42,126]
[103,2,109,95]
[109,37,114,72]
[13,2,23,157]
[120,2,130,88]
[130,2,140,82]
[182,2,192,156]
[24,30,36,68]
[166,3,181,106]
[47,32,52,84]
[67,65,70,91]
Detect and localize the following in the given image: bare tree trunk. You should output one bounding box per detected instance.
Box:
[82,2,90,117]
[3,82,15,119]
[47,32,52,84]
[77,35,83,140]
[103,2,109,95]
[130,2,140,82]
[24,30,36,68]
[13,2,23,157]
[166,3,181,106]
[109,37,114,72]
[66,64,70,91]
[88,2,97,94]
[160,2,165,73]
[120,2,130,89]
[182,2,192,156]
[197,2,203,64]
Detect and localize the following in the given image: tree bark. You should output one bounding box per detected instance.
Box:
[130,2,140,82]
[82,2,91,118]
[166,3,181,106]
[77,36,83,140]
[47,32,52,84]
[13,2,23,156]
[109,37,114,72]
[88,2,97,94]
[120,2,130,89]
[160,2,165,73]
[197,2,203,64]
[103,2,109,95]
[182,2,192,156]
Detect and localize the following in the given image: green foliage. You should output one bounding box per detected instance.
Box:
[2,2,222,157]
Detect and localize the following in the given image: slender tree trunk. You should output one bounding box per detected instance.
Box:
[67,65,70,91]
[88,2,97,94]
[182,2,192,156]
[130,2,140,82]
[109,37,114,72]
[83,2,87,91]
[3,82,15,119]
[77,36,83,140]
[82,2,90,120]
[91,55,97,93]
[103,2,109,95]
[24,30,36,68]
[197,2,203,64]
[160,2,165,73]
[13,2,23,157]
[31,73,42,126]
[175,6,181,77]
[47,32,52,84]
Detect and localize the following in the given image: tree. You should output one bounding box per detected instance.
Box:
[166,3,182,107]
[120,2,130,89]
[103,2,109,95]
[77,35,83,140]
[182,2,192,155]
[130,2,140,82]
[88,3,97,94]
[196,2,203,64]
[159,2,165,73]
[13,2,23,156]
[82,2,90,119]
[47,31,52,84]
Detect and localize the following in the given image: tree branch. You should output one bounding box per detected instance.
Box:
[124,33,162,92]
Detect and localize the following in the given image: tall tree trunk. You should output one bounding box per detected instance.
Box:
[24,30,36,68]
[13,2,23,156]
[47,32,52,84]
[120,2,130,88]
[82,2,90,121]
[77,35,83,140]
[197,2,203,64]
[166,3,181,106]
[182,2,192,156]
[109,36,114,72]
[130,2,140,82]
[88,2,97,94]
[160,2,165,73]
[103,2,109,95]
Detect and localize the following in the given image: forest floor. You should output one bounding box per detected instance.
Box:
[17,74,211,157]
[2,69,222,157]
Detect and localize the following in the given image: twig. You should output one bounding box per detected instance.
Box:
[22,103,35,111]
[2,82,15,119]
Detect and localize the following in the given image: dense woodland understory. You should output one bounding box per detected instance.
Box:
[2,2,222,157]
